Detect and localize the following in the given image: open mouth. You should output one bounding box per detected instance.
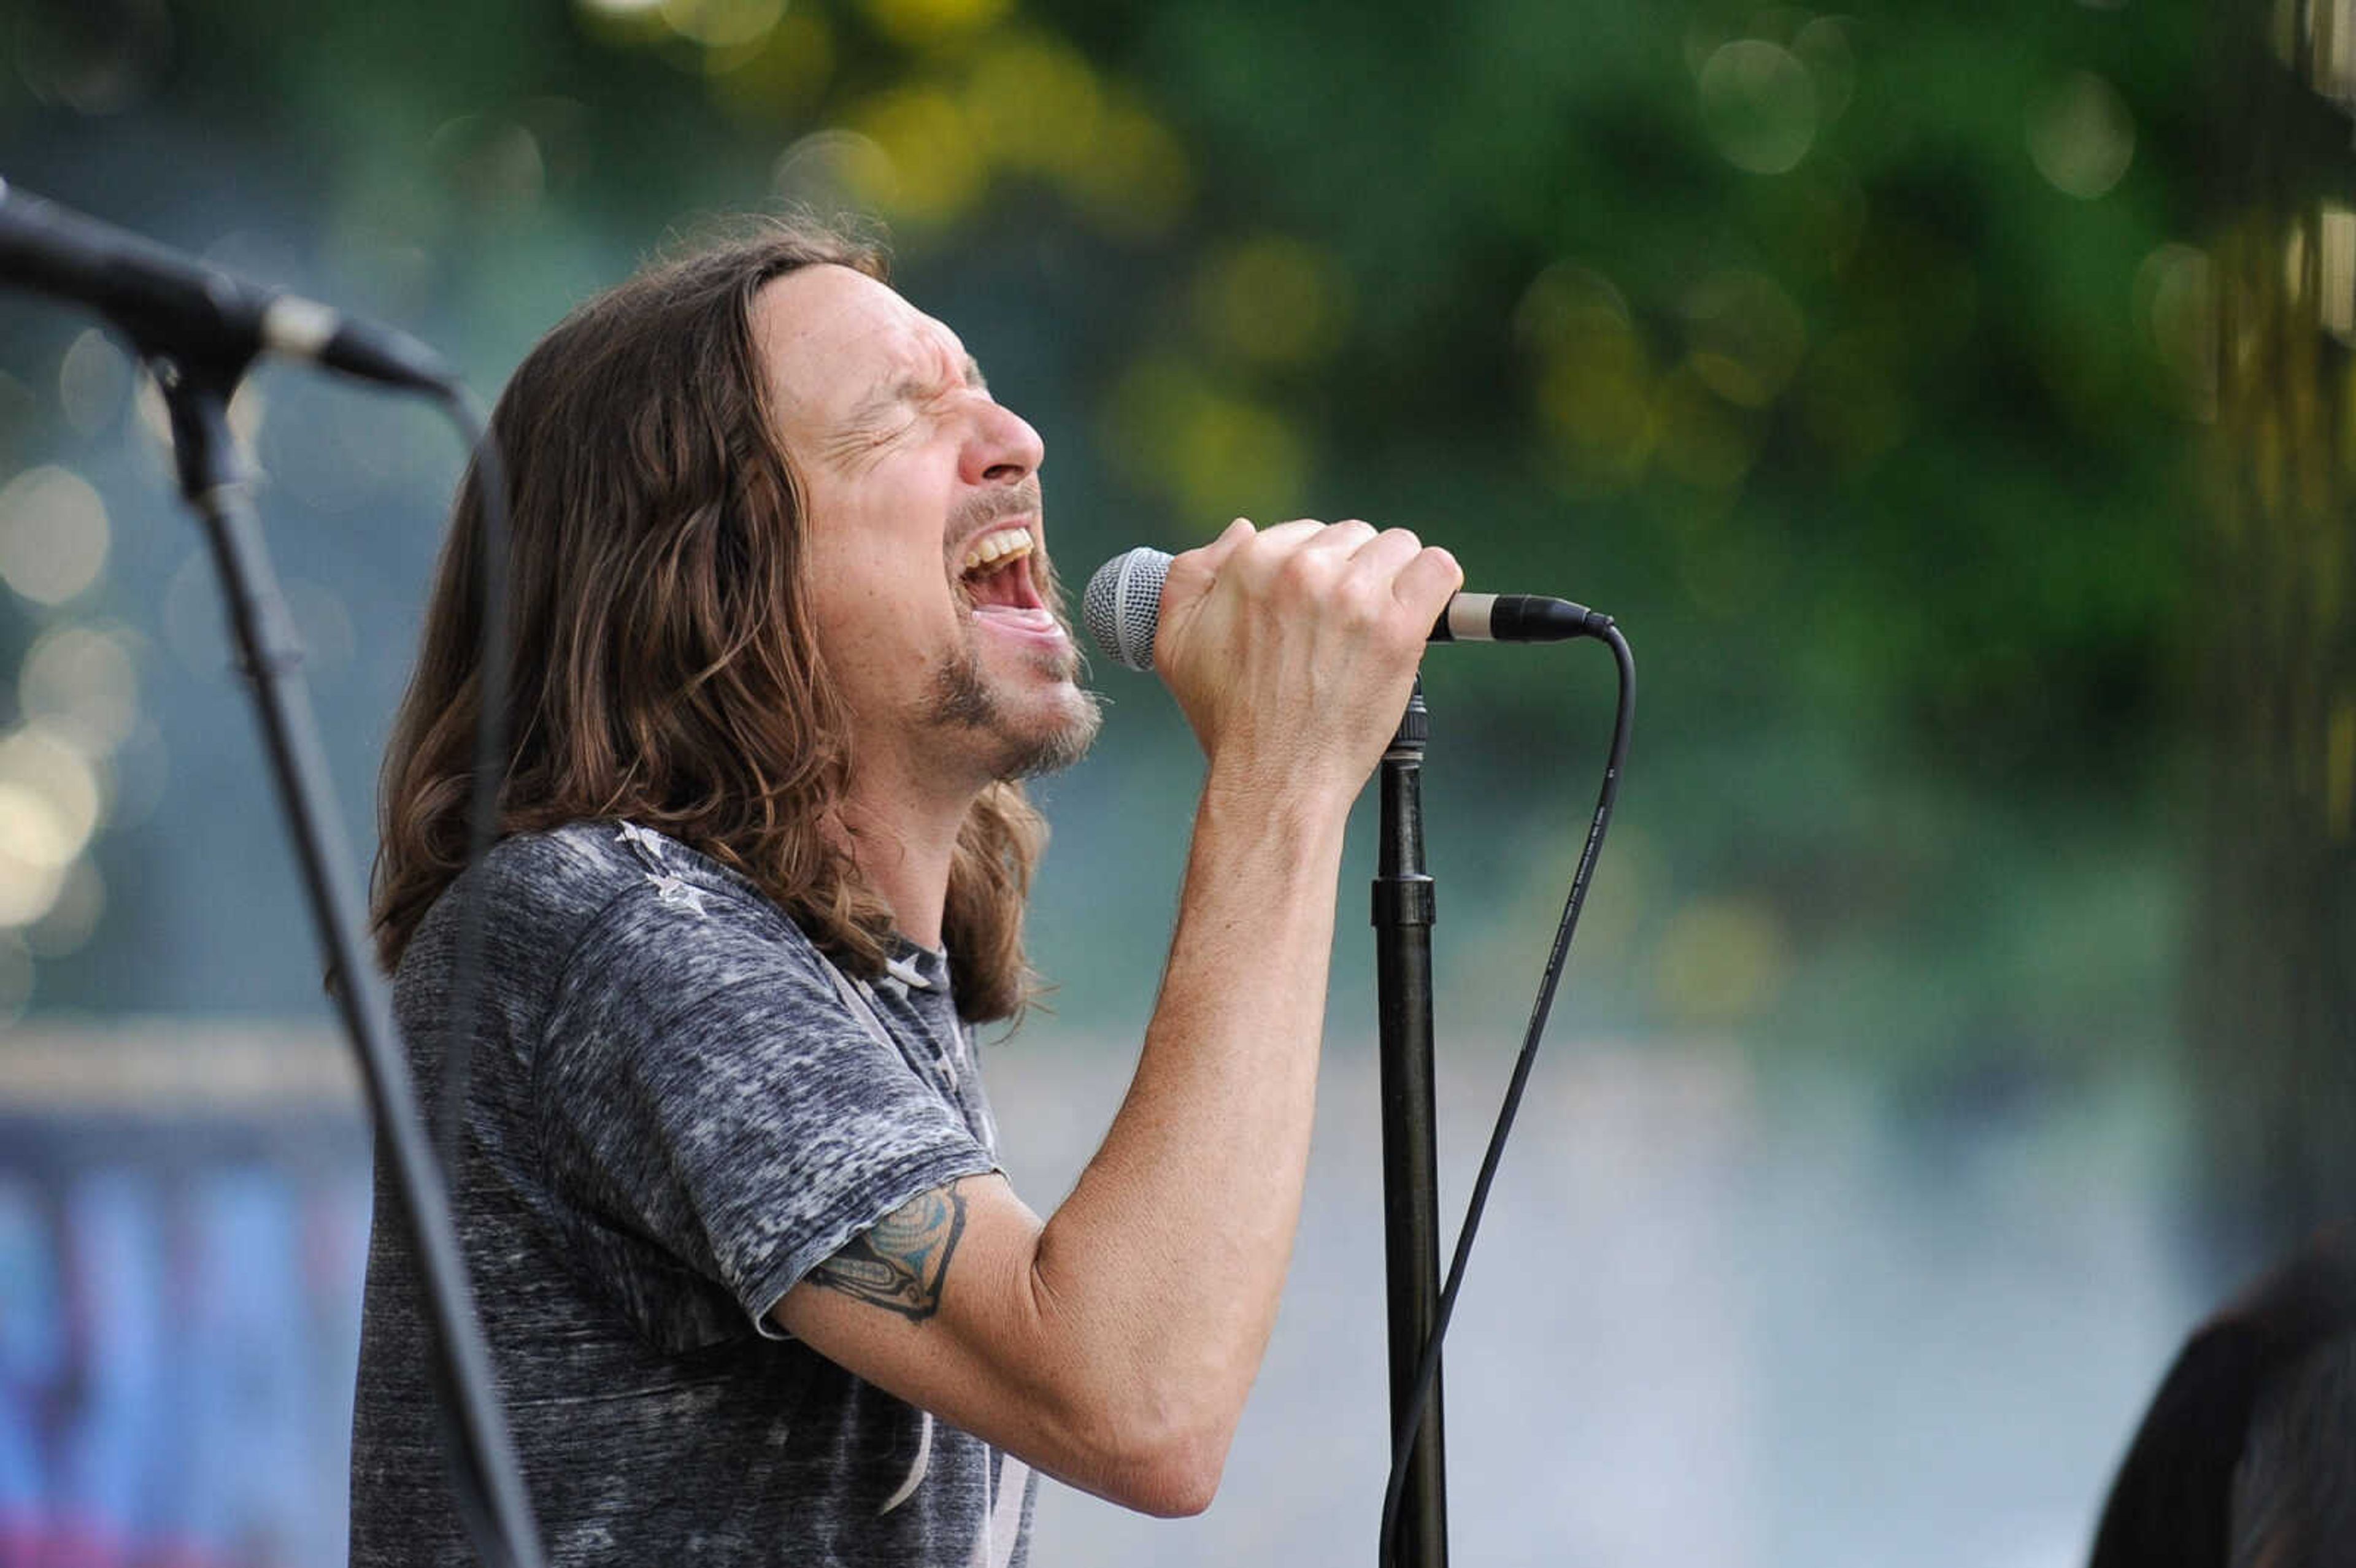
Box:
[957,525,1045,613]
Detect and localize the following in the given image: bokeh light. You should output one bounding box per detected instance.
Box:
[707,10,834,123]
[1652,366,1763,491]
[1104,357,1308,524]
[1053,94,1190,239]
[1792,17,1858,121]
[0,466,110,606]
[1519,263,1657,495]
[2135,241,2217,409]
[1682,269,1808,409]
[0,785,74,928]
[860,0,1014,50]
[844,88,987,225]
[57,328,130,437]
[1700,39,1819,175]
[663,0,785,49]
[0,727,104,853]
[1190,237,1352,370]
[2027,71,2136,201]
[573,0,666,28]
[18,624,142,756]
[771,128,898,217]
[963,33,1101,183]
[0,724,106,930]
[2311,204,2356,341]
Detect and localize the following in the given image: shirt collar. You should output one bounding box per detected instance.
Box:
[885,940,949,993]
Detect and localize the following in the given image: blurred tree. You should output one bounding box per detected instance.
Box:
[2189,0,2356,1262]
[0,0,2272,1109]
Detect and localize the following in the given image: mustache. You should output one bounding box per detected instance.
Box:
[948,479,1043,539]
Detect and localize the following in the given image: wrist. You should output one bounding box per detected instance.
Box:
[1195,759,1357,857]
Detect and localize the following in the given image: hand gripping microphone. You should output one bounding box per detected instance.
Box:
[1082,545,1614,671]
[0,177,453,392]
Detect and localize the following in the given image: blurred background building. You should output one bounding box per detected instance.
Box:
[0,0,2347,1561]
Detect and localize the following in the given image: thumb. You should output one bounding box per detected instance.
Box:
[1195,516,1255,571]
[1161,517,1253,611]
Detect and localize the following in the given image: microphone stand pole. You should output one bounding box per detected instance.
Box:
[1374,674,1447,1568]
[147,347,542,1566]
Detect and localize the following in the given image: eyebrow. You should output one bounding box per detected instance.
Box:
[844,354,988,428]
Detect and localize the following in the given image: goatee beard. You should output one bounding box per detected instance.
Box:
[921,640,1103,780]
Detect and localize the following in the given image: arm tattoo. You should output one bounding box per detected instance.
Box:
[810,1185,968,1323]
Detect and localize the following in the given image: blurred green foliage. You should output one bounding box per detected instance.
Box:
[0,0,2252,1096]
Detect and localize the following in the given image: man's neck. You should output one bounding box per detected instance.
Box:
[837,763,979,951]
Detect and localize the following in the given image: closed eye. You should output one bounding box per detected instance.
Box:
[822,355,988,465]
[817,414,914,468]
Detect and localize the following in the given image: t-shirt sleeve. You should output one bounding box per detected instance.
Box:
[532,886,998,1354]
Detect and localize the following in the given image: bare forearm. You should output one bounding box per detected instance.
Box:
[775,522,1458,1516]
[1029,764,1352,1461]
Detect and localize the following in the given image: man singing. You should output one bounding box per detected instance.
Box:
[349,219,1461,1566]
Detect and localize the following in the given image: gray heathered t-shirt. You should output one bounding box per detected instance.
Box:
[349,820,1037,1566]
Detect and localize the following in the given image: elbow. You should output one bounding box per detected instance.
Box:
[1099,1420,1229,1518]
[1015,1264,1241,1516]
[1050,1377,1235,1518]
[1155,1450,1225,1519]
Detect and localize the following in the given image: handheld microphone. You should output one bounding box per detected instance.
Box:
[1082,545,1613,672]
[0,177,453,392]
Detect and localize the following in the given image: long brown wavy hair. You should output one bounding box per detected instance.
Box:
[371,218,1046,1022]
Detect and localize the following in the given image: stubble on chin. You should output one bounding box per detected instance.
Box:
[920,634,1102,781]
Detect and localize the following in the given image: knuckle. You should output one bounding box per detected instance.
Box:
[1411,546,1462,592]
[1333,574,1386,622]
[1276,547,1330,592]
[1230,531,1279,572]
[1233,542,1290,598]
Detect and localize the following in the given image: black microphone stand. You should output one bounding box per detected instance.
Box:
[147,346,542,1567]
[1374,674,1447,1568]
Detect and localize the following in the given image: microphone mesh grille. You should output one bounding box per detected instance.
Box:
[1082,548,1170,672]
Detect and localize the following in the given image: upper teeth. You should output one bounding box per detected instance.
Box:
[961,527,1033,574]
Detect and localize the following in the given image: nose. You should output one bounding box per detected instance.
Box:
[963,398,1044,487]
